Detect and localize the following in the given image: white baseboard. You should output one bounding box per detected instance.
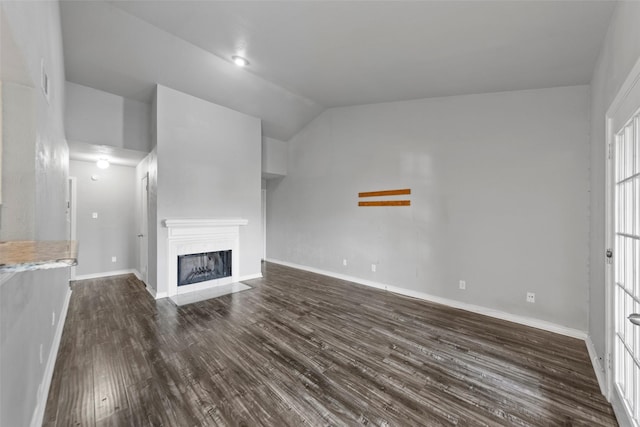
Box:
[30,287,72,427]
[585,335,607,396]
[143,284,167,300]
[74,269,170,300]
[73,269,139,281]
[240,273,263,281]
[130,270,169,300]
[144,283,156,299]
[266,258,587,340]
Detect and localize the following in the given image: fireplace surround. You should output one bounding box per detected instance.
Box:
[164,218,248,298]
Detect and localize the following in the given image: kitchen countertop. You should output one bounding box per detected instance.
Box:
[0,241,78,273]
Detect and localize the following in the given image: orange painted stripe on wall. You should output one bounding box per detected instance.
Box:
[358,200,411,207]
[358,189,411,198]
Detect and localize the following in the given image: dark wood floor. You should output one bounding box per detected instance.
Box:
[43,262,617,426]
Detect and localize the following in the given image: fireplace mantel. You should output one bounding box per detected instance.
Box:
[164,218,248,229]
[163,218,248,299]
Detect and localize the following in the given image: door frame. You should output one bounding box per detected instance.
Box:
[605,56,640,427]
[139,173,149,284]
[68,176,77,280]
[262,188,266,261]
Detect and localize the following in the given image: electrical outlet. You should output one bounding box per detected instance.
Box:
[371,264,376,273]
[111,256,117,263]
[526,292,535,303]
[39,344,43,364]
[92,212,98,219]
[459,280,466,290]
[52,312,55,326]
[343,259,347,266]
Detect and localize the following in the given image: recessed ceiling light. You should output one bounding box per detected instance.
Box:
[96,158,110,169]
[232,55,249,67]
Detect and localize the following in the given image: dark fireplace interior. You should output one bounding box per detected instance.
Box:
[177,250,232,286]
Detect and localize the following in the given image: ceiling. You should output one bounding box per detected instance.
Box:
[68,140,148,167]
[60,1,616,142]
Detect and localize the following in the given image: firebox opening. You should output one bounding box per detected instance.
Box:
[177,250,232,286]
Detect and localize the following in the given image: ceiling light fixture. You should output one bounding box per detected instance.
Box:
[96,158,110,169]
[232,55,249,67]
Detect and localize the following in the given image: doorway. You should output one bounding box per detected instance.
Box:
[606,58,640,427]
[139,173,149,284]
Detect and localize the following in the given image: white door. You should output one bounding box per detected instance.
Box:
[139,174,149,284]
[607,58,640,427]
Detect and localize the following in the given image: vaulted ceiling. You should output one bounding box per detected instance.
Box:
[60,1,616,141]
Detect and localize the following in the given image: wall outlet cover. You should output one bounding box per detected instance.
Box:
[459,280,466,290]
[526,292,535,303]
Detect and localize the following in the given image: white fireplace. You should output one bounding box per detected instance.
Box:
[163,218,248,298]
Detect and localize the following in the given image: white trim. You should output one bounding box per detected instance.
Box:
[144,283,167,300]
[267,259,587,340]
[68,177,77,281]
[163,218,248,298]
[139,173,149,286]
[261,189,267,261]
[607,56,640,120]
[585,336,607,396]
[240,273,263,281]
[30,287,72,427]
[145,284,156,298]
[76,269,164,300]
[163,218,248,229]
[387,284,586,339]
[603,58,640,426]
[605,108,614,401]
[74,269,140,281]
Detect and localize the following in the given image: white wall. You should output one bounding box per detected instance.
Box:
[589,2,640,364]
[1,82,36,240]
[268,85,590,331]
[262,136,287,178]
[154,85,262,296]
[0,2,70,426]
[65,81,151,152]
[69,160,136,276]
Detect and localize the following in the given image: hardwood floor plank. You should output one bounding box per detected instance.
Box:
[93,343,130,422]
[52,350,95,426]
[44,263,618,426]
